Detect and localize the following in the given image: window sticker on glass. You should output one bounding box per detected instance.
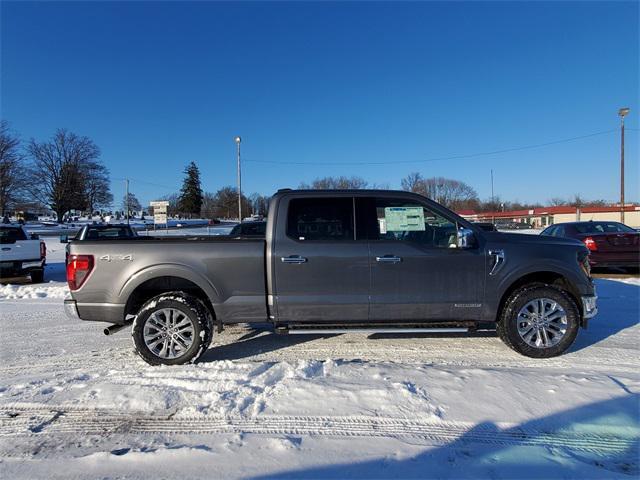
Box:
[384,207,425,231]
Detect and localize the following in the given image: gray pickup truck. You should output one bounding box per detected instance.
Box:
[65,189,598,365]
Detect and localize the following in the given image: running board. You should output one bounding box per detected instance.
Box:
[284,327,469,335]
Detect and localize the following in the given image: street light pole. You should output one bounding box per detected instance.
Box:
[618,108,630,223]
[491,169,495,225]
[125,178,130,225]
[234,136,242,222]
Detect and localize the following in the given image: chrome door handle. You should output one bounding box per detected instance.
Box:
[376,255,402,264]
[281,255,308,264]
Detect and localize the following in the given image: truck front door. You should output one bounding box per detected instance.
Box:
[272,196,369,323]
[361,196,485,321]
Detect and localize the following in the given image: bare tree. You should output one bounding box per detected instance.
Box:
[249,193,270,216]
[207,187,251,219]
[199,192,218,219]
[159,193,180,217]
[400,174,479,210]
[83,160,112,215]
[400,172,423,193]
[0,121,28,216]
[122,192,141,217]
[548,197,566,207]
[299,176,369,189]
[27,129,100,222]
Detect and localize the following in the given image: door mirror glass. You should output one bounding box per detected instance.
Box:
[59,235,68,243]
[456,228,477,249]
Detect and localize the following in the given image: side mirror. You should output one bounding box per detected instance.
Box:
[59,235,68,244]
[30,233,39,240]
[456,228,477,249]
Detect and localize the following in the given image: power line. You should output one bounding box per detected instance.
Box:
[243,128,622,166]
[111,177,178,191]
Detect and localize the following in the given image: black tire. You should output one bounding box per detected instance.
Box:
[497,285,579,358]
[30,269,44,284]
[132,291,214,366]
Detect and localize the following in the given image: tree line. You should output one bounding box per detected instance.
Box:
[2,121,610,223]
[298,174,610,213]
[0,122,271,222]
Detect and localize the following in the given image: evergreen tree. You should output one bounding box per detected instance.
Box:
[178,161,203,217]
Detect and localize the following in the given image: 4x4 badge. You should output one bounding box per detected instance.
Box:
[99,254,133,262]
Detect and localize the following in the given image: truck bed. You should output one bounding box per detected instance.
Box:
[68,236,267,324]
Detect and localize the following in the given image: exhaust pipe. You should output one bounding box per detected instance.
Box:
[103,321,131,336]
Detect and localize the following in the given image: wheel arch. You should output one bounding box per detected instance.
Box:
[496,271,583,324]
[124,275,217,321]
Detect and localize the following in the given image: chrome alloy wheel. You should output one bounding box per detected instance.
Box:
[143,308,195,359]
[516,298,568,348]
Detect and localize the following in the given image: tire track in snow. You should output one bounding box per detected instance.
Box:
[0,404,633,456]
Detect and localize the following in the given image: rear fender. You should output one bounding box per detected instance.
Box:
[119,263,221,306]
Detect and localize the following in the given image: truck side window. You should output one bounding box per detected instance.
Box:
[373,198,457,248]
[287,198,354,241]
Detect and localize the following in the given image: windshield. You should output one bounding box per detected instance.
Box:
[84,226,137,240]
[574,222,635,234]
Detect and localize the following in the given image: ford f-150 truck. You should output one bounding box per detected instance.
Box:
[64,189,598,365]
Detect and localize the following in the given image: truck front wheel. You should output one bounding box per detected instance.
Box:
[497,285,579,358]
[132,292,213,366]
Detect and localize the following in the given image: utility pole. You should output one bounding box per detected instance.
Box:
[125,178,130,225]
[234,136,242,222]
[491,169,495,225]
[490,169,495,204]
[618,107,630,223]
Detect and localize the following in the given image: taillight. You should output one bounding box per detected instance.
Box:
[583,237,598,251]
[40,242,46,260]
[66,255,94,290]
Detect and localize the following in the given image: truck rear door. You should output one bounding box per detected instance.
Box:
[271,195,369,322]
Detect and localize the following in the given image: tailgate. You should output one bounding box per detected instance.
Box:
[0,240,41,262]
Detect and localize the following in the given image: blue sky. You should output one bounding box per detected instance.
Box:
[2,1,638,207]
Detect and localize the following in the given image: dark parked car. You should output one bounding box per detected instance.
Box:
[473,222,498,232]
[496,221,533,230]
[541,221,639,270]
[229,221,267,237]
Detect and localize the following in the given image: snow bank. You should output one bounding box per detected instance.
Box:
[0,281,69,300]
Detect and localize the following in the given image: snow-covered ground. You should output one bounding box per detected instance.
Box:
[0,240,638,479]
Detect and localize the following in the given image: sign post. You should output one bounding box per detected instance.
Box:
[149,201,169,231]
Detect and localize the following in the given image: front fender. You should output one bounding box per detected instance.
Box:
[495,259,589,300]
[482,255,592,322]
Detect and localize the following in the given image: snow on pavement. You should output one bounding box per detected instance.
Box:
[0,246,638,478]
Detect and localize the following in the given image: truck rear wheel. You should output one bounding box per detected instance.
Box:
[132,292,213,366]
[497,285,579,358]
[30,269,44,284]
